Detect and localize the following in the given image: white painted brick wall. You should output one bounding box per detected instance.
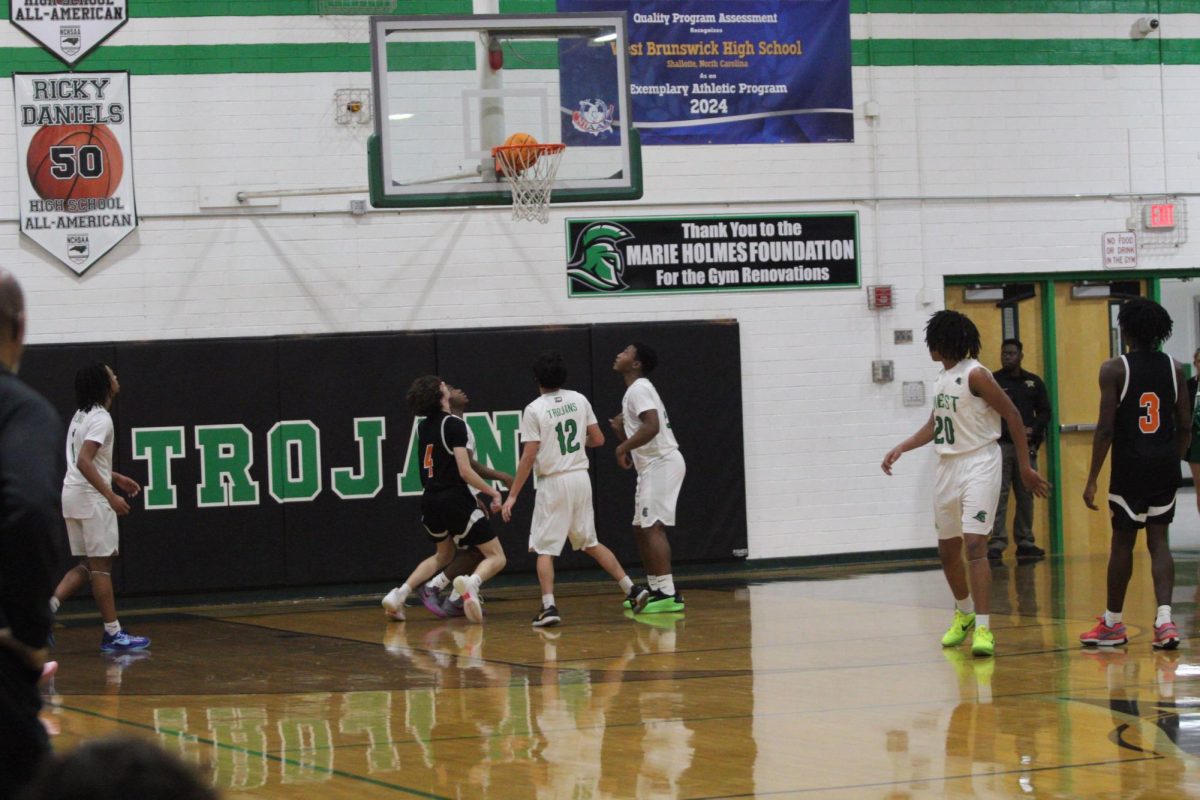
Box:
[0,18,1197,560]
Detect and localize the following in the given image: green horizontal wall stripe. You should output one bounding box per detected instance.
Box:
[0,0,474,17]
[1,38,1197,77]
[854,1,1185,12]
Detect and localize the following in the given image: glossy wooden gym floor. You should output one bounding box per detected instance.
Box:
[41,549,1200,799]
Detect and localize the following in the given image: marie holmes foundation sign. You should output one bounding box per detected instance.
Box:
[565,212,860,296]
[10,0,128,65]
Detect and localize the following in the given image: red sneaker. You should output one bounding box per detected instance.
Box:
[1153,620,1181,650]
[1080,617,1128,647]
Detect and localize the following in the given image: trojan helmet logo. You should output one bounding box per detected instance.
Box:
[571,99,614,136]
[567,222,634,293]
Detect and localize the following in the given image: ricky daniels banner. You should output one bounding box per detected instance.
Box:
[557,0,852,144]
[566,212,859,296]
[14,72,137,275]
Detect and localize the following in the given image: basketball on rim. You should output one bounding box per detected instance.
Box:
[26,124,124,208]
[500,132,540,174]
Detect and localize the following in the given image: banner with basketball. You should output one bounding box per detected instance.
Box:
[557,0,853,144]
[9,0,128,66]
[14,71,137,275]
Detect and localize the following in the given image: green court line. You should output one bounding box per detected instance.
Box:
[58,704,451,800]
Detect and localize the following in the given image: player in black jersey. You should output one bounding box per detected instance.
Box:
[382,375,506,624]
[1081,299,1190,650]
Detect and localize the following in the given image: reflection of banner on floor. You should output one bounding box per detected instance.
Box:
[14,71,138,275]
[566,212,859,296]
[558,0,853,144]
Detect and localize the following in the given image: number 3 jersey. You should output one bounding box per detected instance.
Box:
[1112,351,1180,493]
[520,389,596,478]
[932,359,1001,456]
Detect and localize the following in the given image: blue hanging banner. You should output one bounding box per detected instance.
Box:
[558,0,853,145]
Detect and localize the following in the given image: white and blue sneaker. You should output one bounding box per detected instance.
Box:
[100,630,151,653]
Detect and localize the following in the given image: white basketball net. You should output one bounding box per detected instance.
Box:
[492,144,566,224]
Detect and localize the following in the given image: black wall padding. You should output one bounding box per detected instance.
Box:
[21,321,746,595]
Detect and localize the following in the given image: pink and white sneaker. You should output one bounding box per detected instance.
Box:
[1080,617,1128,647]
[1153,620,1181,650]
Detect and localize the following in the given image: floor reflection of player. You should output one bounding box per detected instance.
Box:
[1085,649,1186,795]
[988,558,1040,620]
[533,637,635,800]
[943,650,997,793]
[381,622,539,798]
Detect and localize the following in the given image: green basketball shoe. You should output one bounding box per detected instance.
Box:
[941,609,976,647]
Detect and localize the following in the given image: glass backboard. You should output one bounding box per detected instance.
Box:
[368,13,642,209]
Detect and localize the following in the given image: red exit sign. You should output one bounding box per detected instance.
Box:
[1143,203,1176,229]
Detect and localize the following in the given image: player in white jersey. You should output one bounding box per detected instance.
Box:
[882,312,1049,657]
[610,342,687,614]
[502,351,650,627]
[51,363,150,653]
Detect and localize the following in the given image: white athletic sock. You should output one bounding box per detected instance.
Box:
[955,597,975,615]
[618,576,633,594]
[103,620,121,636]
[660,575,676,596]
[1105,610,1123,627]
[468,574,482,592]
[648,575,662,592]
[975,614,990,629]
[1156,605,1172,626]
[49,597,60,613]
[542,593,555,609]
[398,583,412,602]
[429,573,450,591]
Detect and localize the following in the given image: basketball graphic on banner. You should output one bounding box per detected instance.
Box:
[26,124,124,208]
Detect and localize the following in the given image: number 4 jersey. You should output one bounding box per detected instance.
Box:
[520,389,597,478]
[1112,351,1180,493]
[932,359,1001,456]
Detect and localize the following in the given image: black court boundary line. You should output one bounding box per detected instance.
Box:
[57,704,452,799]
[58,674,1187,761]
[683,754,1167,799]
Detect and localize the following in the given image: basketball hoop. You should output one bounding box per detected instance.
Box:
[492,143,566,224]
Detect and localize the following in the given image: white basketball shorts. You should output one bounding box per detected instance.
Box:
[633,449,686,528]
[65,501,119,557]
[529,470,598,556]
[934,443,1002,540]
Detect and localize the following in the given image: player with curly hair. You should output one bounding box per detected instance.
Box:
[883,310,1049,657]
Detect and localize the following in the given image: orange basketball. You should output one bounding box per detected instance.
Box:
[26,124,124,210]
[501,132,540,174]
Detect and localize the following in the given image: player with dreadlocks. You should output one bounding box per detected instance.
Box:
[883,310,1049,657]
[1080,298,1190,650]
[52,362,149,652]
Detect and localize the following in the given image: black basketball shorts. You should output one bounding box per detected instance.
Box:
[421,486,495,549]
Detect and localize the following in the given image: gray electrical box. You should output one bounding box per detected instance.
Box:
[902,381,926,406]
[872,360,894,383]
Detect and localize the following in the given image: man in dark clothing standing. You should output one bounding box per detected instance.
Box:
[0,270,66,800]
[988,338,1051,560]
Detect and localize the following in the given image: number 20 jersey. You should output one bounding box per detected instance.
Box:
[932,359,1001,456]
[1112,351,1179,493]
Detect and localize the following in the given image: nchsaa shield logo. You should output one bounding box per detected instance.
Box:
[67,235,89,264]
[60,26,81,57]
